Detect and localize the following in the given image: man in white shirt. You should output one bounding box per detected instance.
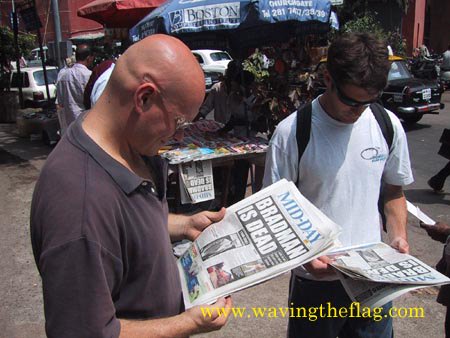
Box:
[442,45,450,71]
[56,44,93,134]
[264,33,413,338]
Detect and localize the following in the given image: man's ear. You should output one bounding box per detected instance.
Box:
[323,69,332,88]
[134,83,157,114]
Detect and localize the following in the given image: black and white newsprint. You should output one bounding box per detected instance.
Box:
[179,160,215,204]
[330,242,450,308]
[178,179,342,308]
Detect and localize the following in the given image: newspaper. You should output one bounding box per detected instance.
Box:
[178,179,342,308]
[330,242,450,308]
[406,200,436,225]
[179,160,215,204]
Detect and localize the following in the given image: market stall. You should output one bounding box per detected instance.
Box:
[160,120,268,210]
[129,0,336,207]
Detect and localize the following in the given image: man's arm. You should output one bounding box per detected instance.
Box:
[198,85,216,119]
[168,208,226,242]
[120,297,232,338]
[383,183,409,253]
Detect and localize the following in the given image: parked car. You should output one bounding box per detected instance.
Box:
[382,56,444,124]
[10,67,58,108]
[313,56,444,124]
[192,49,233,75]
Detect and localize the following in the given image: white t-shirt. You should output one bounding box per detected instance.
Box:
[90,63,115,107]
[442,50,450,70]
[263,98,414,279]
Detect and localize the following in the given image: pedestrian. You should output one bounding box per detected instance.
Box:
[263,32,414,338]
[442,45,450,72]
[83,59,115,109]
[89,62,115,107]
[428,126,450,193]
[420,221,450,337]
[198,61,260,204]
[56,44,94,134]
[428,162,450,193]
[30,34,232,338]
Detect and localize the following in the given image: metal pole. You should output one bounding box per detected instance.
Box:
[12,0,24,108]
[36,27,52,107]
[31,0,51,107]
[51,0,62,68]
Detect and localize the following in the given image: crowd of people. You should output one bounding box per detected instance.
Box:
[30,32,450,338]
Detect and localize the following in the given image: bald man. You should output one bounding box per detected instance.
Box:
[31,35,232,338]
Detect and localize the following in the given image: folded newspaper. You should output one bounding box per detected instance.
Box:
[330,242,450,308]
[177,179,342,308]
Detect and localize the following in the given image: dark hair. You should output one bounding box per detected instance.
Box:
[75,44,92,62]
[327,33,390,93]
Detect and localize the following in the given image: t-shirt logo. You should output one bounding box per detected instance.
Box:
[360,147,387,162]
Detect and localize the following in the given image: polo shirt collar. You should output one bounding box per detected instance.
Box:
[67,115,150,195]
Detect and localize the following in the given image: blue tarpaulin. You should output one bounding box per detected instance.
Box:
[129,0,332,52]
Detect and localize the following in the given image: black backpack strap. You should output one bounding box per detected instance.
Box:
[370,102,394,152]
[370,102,395,232]
[295,102,312,186]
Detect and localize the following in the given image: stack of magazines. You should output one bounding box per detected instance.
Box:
[160,120,269,164]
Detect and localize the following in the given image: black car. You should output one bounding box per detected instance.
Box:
[313,56,445,124]
[382,56,444,124]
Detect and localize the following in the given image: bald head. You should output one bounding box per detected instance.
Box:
[104,34,205,117]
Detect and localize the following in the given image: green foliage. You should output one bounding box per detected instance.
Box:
[341,13,406,57]
[342,14,384,38]
[242,49,270,83]
[0,26,35,63]
[0,26,35,91]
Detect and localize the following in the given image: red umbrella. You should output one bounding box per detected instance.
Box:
[77,0,165,28]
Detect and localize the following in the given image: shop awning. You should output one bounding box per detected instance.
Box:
[77,0,165,28]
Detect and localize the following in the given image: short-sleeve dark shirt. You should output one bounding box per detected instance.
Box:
[30,116,183,338]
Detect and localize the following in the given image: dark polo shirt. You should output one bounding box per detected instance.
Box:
[30,117,183,338]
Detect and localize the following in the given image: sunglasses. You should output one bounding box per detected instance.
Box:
[332,79,382,107]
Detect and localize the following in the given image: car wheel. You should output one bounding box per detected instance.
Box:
[401,114,423,124]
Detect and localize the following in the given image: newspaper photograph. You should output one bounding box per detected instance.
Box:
[177,179,342,308]
[329,242,450,308]
[331,242,450,285]
[336,271,424,308]
[179,160,214,204]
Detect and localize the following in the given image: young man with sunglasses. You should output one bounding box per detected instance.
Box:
[31,35,232,338]
[263,33,413,338]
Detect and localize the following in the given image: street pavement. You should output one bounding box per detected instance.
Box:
[0,92,449,338]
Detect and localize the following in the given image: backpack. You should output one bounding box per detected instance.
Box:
[295,102,394,229]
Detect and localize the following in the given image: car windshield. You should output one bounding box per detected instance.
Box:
[33,69,58,85]
[210,52,231,61]
[388,61,412,81]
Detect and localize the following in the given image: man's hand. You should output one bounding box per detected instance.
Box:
[119,297,232,337]
[168,208,226,242]
[184,208,226,241]
[183,297,233,334]
[303,256,336,279]
[420,222,450,243]
[390,236,409,254]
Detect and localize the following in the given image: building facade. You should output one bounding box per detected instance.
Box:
[0,0,103,44]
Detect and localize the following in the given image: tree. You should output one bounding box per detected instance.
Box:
[0,26,35,91]
[341,13,406,56]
